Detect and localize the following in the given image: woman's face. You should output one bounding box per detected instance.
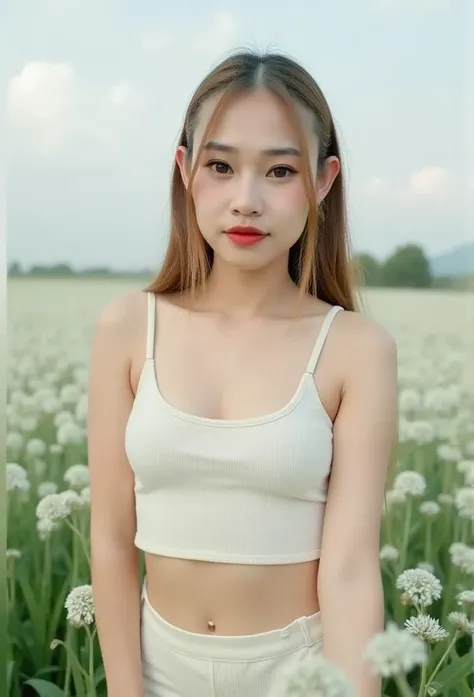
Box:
[176,88,340,271]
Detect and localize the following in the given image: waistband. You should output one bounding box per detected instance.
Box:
[141,580,323,661]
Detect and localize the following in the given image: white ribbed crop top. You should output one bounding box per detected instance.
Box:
[125,292,344,564]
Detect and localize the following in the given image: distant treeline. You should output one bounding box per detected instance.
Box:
[356,244,473,291]
[7,243,474,291]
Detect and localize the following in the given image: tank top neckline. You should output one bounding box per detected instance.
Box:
[136,292,344,429]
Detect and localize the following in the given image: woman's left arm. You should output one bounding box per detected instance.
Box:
[317,315,399,697]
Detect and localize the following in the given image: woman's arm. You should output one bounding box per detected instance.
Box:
[88,294,144,697]
[317,314,398,697]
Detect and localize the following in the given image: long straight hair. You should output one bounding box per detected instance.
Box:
[146,48,361,311]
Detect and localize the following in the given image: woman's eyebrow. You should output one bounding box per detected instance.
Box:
[202,140,301,157]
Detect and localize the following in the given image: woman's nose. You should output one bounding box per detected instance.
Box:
[231,180,263,216]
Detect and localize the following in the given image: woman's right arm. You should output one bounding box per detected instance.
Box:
[87,295,144,697]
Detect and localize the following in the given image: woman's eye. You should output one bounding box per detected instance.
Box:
[207,161,231,174]
[270,166,295,178]
[205,161,296,178]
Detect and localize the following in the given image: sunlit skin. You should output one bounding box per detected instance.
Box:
[174,88,341,315]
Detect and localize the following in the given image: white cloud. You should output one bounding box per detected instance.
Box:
[7,61,144,161]
[8,62,78,131]
[407,165,457,196]
[362,166,459,201]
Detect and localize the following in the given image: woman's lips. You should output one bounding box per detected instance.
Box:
[225,227,268,247]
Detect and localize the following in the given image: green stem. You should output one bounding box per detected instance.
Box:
[425,521,432,563]
[64,532,79,695]
[66,519,91,566]
[425,632,460,690]
[417,661,428,697]
[41,536,51,608]
[86,626,97,697]
[394,671,416,697]
[460,517,469,544]
[399,498,413,573]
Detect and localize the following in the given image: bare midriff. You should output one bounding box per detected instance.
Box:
[143,554,320,635]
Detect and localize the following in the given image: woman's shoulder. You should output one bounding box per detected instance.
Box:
[94,289,148,331]
[91,290,150,362]
[333,309,398,388]
[336,308,396,351]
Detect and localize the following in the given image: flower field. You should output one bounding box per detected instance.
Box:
[6,278,474,697]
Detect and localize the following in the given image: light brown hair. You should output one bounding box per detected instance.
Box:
[146,47,361,311]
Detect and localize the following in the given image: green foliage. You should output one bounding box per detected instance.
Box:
[381,244,432,288]
[358,252,381,286]
[356,244,436,288]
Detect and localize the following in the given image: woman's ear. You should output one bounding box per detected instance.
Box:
[316,156,341,203]
[175,146,191,190]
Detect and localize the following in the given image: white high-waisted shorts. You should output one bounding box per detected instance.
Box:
[140,582,324,697]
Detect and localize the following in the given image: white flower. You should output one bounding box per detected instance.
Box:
[396,569,443,608]
[6,463,30,493]
[64,464,90,490]
[380,545,399,562]
[363,622,427,678]
[54,410,74,428]
[37,517,60,540]
[80,486,90,504]
[465,469,474,487]
[456,590,474,606]
[405,421,435,445]
[437,443,462,462]
[399,389,421,413]
[437,493,453,505]
[447,612,474,635]
[65,585,95,628]
[26,438,46,457]
[417,562,435,574]
[454,487,474,519]
[38,481,58,498]
[6,549,22,560]
[424,387,458,415]
[394,471,426,497]
[275,654,354,697]
[404,615,448,644]
[6,432,24,451]
[42,395,61,414]
[58,489,87,513]
[385,489,407,509]
[419,501,440,517]
[50,444,63,455]
[60,383,81,406]
[75,394,88,422]
[57,420,84,446]
[458,460,474,475]
[449,543,474,575]
[36,493,71,524]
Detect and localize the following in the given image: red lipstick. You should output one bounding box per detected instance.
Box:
[225,226,268,247]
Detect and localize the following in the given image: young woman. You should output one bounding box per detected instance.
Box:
[88,49,398,697]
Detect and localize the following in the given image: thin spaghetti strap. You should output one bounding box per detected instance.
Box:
[146,292,156,360]
[305,306,343,375]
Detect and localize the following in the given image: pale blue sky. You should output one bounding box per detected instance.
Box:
[6,0,473,270]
